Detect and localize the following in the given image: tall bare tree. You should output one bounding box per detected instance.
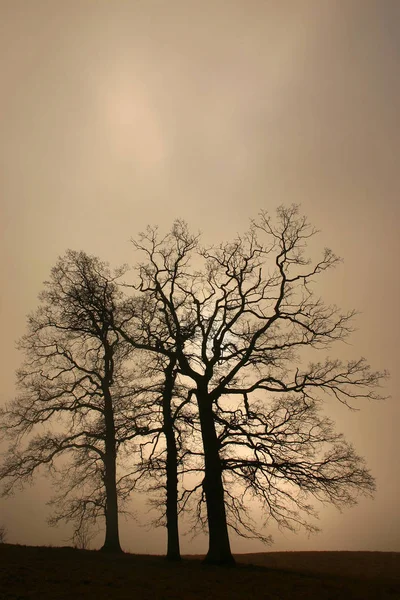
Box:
[114,293,197,561]
[128,206,386,565]
[0,251,136,553]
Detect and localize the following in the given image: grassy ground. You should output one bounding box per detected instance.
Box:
[1,544,399,599]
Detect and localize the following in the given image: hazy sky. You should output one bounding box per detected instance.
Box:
[1,0,399,554]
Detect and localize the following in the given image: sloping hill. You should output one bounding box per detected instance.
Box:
[1,544,399,599]
[236,550,400,581]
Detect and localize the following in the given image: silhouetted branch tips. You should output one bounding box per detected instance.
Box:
[0,525,8,544]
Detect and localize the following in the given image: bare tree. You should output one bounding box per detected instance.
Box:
[106,254,203,561]
[0,251,138,553]
[128,206,386,565]
[111,315,195,561]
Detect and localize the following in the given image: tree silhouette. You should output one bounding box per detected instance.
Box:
[114,292,197,561]
[0,251,137,553]
[121,357,196,561]
[0,207,387,566]
[127,205,386,565]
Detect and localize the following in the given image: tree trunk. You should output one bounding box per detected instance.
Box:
[163,358,181,561]
[197,389,235,566]
[101,386,123,553]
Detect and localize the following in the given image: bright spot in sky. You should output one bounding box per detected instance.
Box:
[96,68,165,169]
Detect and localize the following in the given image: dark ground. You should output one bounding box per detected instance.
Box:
[1,544,399,599]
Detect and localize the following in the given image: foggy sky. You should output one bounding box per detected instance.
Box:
[1,0,399,554]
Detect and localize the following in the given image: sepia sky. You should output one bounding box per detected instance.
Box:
[1,0,399,554]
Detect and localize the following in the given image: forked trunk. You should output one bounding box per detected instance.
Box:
[197,389,235,566]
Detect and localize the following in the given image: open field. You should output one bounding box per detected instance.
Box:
[1,544,399,599]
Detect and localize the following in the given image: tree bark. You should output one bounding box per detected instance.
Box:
[163,358,181,561]
[101,385,123,553]
[197,388,235,566]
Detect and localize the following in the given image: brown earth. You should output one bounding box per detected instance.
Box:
[0,544,399,599]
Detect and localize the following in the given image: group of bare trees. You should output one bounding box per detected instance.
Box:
[0,206,386,565]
